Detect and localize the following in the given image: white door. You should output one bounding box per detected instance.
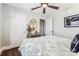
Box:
[10,12,26,46]
[45,19,53,35]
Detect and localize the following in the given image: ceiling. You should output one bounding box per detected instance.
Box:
[6,3,79,19]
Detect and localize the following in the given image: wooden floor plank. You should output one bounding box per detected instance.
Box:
[1,47,21,56]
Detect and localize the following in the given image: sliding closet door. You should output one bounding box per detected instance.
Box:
[10,12,26,46]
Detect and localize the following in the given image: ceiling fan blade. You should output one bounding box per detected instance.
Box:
[43,8,46,14]
[31,6,41,10]
[48,5,59,9]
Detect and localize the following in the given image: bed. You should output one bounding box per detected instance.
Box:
[19,35,79,56]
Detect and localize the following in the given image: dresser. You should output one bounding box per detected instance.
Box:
[27,33,41,38]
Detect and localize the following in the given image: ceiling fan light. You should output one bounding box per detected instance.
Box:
[42,4,47,8]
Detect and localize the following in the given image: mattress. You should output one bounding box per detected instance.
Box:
[19,35,79,56]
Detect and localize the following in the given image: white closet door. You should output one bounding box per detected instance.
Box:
[45,19,53,35]
[10,12,26,46]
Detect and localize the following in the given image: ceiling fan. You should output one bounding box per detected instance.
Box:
[31,3,59,14]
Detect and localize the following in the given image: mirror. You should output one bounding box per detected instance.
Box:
[27,19,37,33]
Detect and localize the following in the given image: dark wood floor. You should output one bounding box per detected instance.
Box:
[0,47,21,56]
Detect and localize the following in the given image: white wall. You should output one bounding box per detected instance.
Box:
[54,7,79,39]
[1,4,40,47]
[1,4,11,46]
[0,4,1,47]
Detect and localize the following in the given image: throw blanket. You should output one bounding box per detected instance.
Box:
[70,34,79,53]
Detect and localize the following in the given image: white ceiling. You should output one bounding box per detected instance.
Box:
[6,3,79,19]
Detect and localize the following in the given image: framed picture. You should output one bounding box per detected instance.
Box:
[64,14,79,27]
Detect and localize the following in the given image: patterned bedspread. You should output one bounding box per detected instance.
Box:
[19,35,79,56]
